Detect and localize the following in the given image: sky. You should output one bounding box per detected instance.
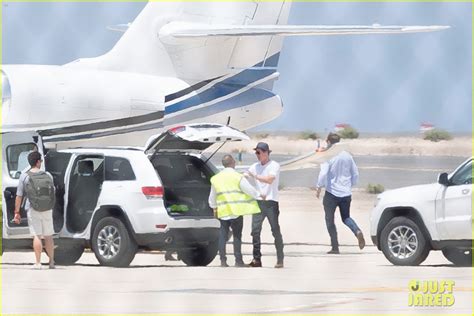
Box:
[2,1,472,133]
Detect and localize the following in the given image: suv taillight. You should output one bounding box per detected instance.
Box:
[142,186,164,199]
[168,125,185,135]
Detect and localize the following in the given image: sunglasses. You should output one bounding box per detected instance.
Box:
[255,151,266,155]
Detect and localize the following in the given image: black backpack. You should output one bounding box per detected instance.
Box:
[25,171,56,212]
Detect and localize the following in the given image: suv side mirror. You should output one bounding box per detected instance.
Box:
[438,173,450,186]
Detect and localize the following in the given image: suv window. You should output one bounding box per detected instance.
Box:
[6,143,37,179]
[45,151,73,185]
[450,160,472,185]
[105,157,136,181]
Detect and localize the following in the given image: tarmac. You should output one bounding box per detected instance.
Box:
[2,189,472,314]
[213,153,468,189]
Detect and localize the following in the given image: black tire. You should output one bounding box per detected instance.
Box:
[91,217,137,267]
[380,217,430,266]
[179,240,218,267]
[442,247,472,267]
[54,245,84,265]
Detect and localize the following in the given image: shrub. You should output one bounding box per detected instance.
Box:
[423,129,452,142]
[255,133,270,139]
[367,183,385,194]
[338,126,359,139]
[299,130,319,140]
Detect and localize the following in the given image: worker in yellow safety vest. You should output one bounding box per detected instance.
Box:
[209,154,261,267]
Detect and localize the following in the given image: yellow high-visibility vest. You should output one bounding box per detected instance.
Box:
[210,169,261,219]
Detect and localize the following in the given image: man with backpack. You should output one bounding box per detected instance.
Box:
[14,151,56,269]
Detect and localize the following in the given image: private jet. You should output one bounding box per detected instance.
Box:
[2,1,448,147]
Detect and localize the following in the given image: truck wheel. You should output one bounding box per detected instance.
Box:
[442,247,472,266]
[179,240,218,267]
[380,217,430,266]
[54,245,84,265]
[91,217,137,267]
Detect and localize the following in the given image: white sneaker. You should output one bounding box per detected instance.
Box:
[32,263,42,270]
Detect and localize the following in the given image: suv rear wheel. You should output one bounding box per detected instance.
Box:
[442,247,472,266]
[92,217,137,267]
[179,240,218,266]
[380,217,430,266]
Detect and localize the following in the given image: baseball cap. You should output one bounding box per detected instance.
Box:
[253,142,271,153]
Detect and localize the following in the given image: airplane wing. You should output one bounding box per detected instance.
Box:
[160,22,450,39]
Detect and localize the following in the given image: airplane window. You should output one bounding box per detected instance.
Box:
[2,71,11,105]
[6,143,38,179]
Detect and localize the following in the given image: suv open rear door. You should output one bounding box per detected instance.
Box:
[144,123,249,155]
[2,131,44,238]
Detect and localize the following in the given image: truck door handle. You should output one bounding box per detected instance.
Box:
[462,189,470,195]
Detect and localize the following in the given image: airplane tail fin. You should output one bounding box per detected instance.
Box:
[72,1,291,84]
[74,1,447,86]
[160,1,292,83]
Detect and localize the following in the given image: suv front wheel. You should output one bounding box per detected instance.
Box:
[380,217,430,266]
[442,247,472,266]
[92,217,137,267]
[179,240,218,266]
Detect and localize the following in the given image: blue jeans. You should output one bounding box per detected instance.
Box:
[251,200,284,263]
[323,192,361,250]
[219,216,244,264]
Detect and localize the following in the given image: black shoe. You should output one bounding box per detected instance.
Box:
[327,249,340,254]
[356,231,366,250]
[235,261,249,267]
[249,259,262,267]
[221,261,229,267]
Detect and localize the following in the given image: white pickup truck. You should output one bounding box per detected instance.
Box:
[370,157,472,266]
[2,124,249,267]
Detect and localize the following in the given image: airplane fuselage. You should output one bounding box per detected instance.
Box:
[2,65,184,129]
[2,63,283,146]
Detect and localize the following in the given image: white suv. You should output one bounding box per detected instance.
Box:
[370,157,472,266]
[2,124,249,267]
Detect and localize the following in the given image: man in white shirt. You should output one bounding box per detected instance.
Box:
[209,155,261,267]
[316,133,365,254]
[246,142,284,268]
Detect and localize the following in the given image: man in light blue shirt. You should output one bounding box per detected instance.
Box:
[316,133,365,254]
